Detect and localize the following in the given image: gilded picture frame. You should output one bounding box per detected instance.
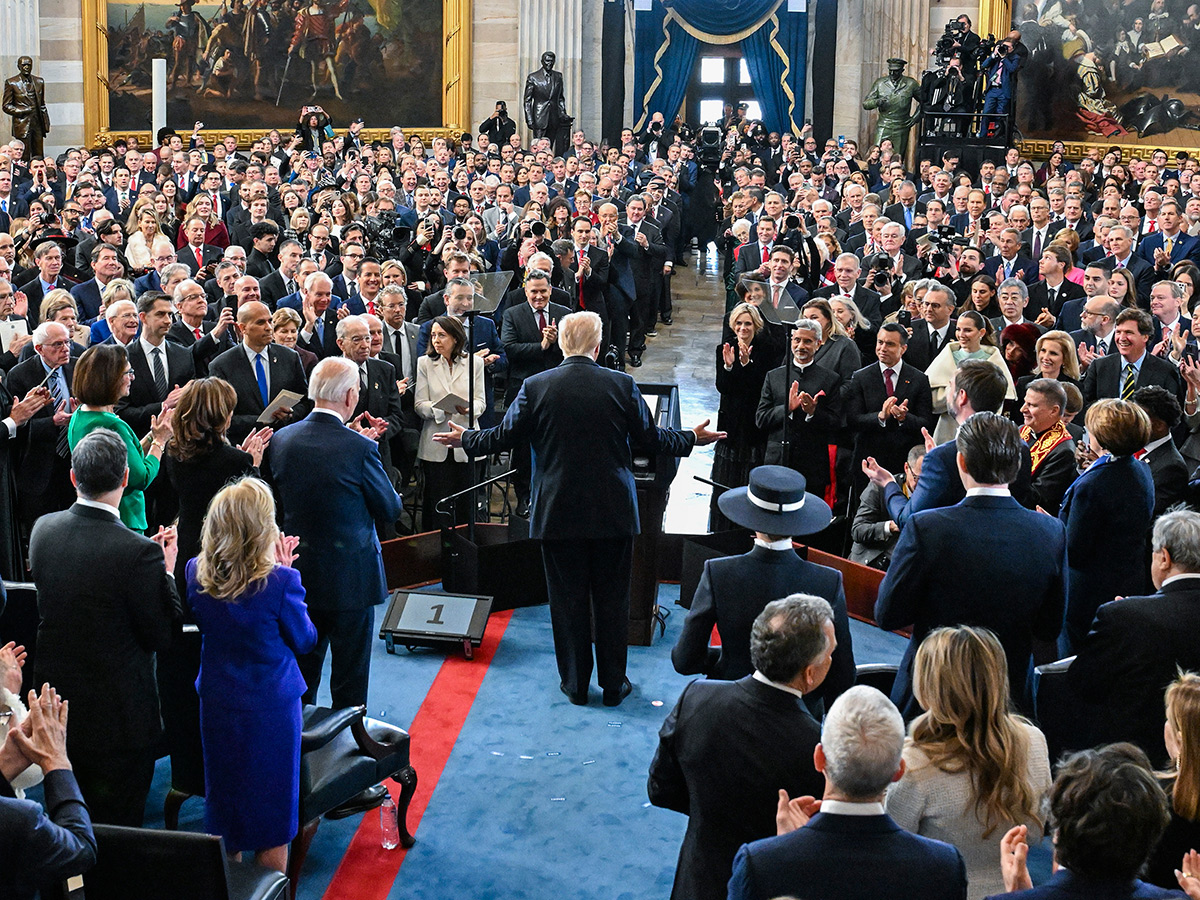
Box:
[82,0,471,147]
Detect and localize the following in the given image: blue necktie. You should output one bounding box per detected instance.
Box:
[315,317,324,345]
[255,353,269,406]
[904,207,912,229]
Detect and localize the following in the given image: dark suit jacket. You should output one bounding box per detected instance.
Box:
[350,356,405,473]
[727,811,967,900]
[982,869,1183,900]
[904,319,956,371]
[1145,437,1188,518]
[297,308,341,360]
[30,504,181,753]
[842,361,933,473]
[175,243,223,276]
[812,284,883,331]
[269,412,401,610]
[1096,253,1156,306]
[461,356,695,540]
[8,356,74,499]
[647,676,825,900]
[207,343,312,442]
[1069,578,1200,766]
[883,436,1035,527]
[166,318,237,376]
[1027,279,1085,319]
[499,301,571,404]
[1081,352,1185,412]
[116,340,196,436]
[1025,431,1078,516]
[671,544,855,715]
[259,269,298,311]
[1058,454,1156,652]
[1137,230,1200,268]
[756,362,843,498]
[564,244,610,314]
[983,254,1039,286]
[876,494,1066,716]
[17,276,72,329]
[67,279,105,323]
[0,768,96,900]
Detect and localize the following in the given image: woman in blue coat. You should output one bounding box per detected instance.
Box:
[188,476,317,872]
[1058,398,1154,653]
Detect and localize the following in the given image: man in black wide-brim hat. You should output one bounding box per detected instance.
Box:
[671,464,856,718]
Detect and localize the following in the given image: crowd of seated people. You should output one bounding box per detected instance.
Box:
[4,99,1200,898]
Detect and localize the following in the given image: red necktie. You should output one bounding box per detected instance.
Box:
[367,299,376,317]
[884,368,895,397]
[1134,448,1149,460]
[195,247,203,269]
[537,309,547,332]
[577,251,586,309]
[1149,219,1158,233]
[194,327,201,340]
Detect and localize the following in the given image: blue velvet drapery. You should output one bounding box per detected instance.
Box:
[632,0,808,135]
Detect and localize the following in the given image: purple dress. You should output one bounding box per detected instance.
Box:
[188,561,317,852]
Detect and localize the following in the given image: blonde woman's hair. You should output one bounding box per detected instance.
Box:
[196,477,279,601]
[727,302,764,335]
[909,626,1041,838]
[1164,671,1200,820]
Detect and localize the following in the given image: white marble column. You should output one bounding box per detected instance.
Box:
[471,0,520,134]
[517,0,585,146]
[0,0,41,145]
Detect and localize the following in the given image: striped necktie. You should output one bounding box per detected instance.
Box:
[1121,363,1136,400]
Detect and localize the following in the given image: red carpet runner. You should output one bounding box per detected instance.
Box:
[321,608,514,899]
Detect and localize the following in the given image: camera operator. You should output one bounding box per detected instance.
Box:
[479,101,516,146]
[949,15,982,75]
[980,36,1020,139]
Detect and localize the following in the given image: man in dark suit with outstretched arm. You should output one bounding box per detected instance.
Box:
[435,311,723,706]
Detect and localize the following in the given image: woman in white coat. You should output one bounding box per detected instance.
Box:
[926,310,1015,442]
[416,315,486,530]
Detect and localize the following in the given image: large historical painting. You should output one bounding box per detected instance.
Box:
[104,0,443,131]
[1013,0,1200,144]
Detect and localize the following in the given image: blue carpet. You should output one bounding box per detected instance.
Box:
[123,584,1051,898]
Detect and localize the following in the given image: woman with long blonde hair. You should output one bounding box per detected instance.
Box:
[1145,672,1200,888]
[188,476,315,873]
[886,626,1051,899]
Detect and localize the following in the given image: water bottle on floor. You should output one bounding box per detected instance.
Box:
[380,792,399,849]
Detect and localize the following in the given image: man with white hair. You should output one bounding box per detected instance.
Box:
[270,356,401,718]
[8,320,76,533]
[726,686,967,900]
[650,594,836,900]
[434,311,722,706]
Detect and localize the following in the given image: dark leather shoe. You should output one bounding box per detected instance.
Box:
[325,783,389,820]
[628,353,643,367]
[660,316,673,326]
[603,679,633,707]
[560,683,588,705]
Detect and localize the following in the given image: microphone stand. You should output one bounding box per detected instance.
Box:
[462,309,480,542]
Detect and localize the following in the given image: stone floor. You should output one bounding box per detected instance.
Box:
[637,249,725,535]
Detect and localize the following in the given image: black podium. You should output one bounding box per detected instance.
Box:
[629,382,683,645]
[441,522,548,612]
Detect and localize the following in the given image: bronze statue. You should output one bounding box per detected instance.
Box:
[862,58,922,157]
[2,57,50,162]
[523,51,573,155]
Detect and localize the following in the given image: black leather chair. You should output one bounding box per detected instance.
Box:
[1033,657,1122,763]
[69,824,288,900]
[854,662,899,696]
[288,704,417,899]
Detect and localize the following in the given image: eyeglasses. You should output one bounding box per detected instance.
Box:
[42,340,70,348]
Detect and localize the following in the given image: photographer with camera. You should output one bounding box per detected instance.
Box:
[980,37,1020,139]
[479,101,516,146]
